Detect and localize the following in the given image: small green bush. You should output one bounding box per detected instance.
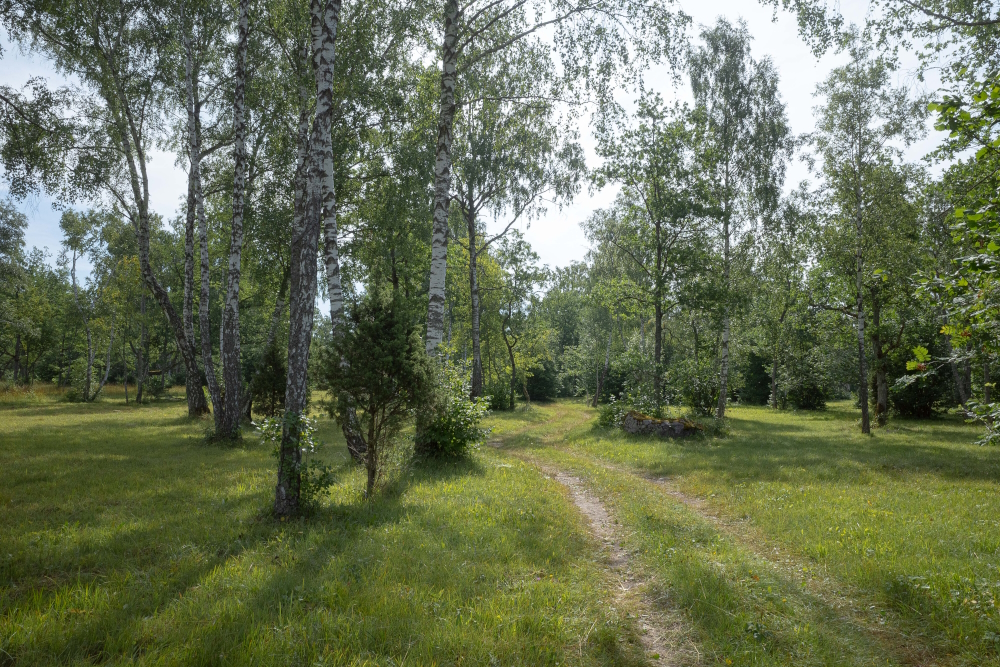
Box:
[257,413,334,510]
[415,361,491,458]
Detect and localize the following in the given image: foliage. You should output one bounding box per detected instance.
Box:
[323,286,432,495]
[415,360,491,458]
[257,413,334,510]
[248,342,287,418]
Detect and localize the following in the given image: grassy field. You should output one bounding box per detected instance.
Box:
[0,391,645,666]
[2,389,998,666]
[503,400,1000,666]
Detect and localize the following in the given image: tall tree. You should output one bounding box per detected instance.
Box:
[452,38,581,397]
[4,0,211,416]
[589,94,705,405]
[689,17,791,420]
[810,34,924,433]
[275,0,343,518]
[423,0,689,354]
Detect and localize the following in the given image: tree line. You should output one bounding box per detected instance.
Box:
[1,0,999,514]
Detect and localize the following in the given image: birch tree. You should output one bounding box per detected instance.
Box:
[275,0,344,517]
[689,17,791,420]
[423,0,689,354]
[452,38,582,397]
[4,0,211,416]
[811,35,924,433]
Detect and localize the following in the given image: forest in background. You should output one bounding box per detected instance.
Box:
[1,0,1000,506]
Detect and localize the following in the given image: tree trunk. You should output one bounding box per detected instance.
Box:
[871,299,888,427]
[592,325,613,407]
[654,302,662,405]
[277,0,344,516]
[276,39,314,519]
[365,415,377,498]
[508,343,517,411]
[468,209,483,398]
[855,219,871,434]
[12,332,20,385]
[309,0,365,464]
[135,291,147,403]
[89,313,115,401]
[69,250,95,401]
[425,0,459,354]
[771,347,779,409]
[716,215,730,420]
[219,0,250,439]
[185,32,223,427]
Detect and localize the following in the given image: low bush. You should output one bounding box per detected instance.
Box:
[416,361,491,458]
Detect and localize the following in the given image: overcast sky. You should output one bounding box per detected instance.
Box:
[2,0,947,277]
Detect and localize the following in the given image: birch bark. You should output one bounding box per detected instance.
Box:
[185,32,224,428]
[277,0,344,515]
[220,0,250,437]
[425,0,460,354]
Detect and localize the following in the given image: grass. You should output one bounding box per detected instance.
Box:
[0,392,645,666]
[4,390,999,666]
[501,399,1000,666]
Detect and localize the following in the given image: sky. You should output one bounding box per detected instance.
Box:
[1,0,949,277]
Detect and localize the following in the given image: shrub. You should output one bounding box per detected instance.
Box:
[596,394,629,428]
[415,361,491,458]
[323,286,432,496]
[786,380,828,410]
[257,414,335,510]
[248,341,286,417]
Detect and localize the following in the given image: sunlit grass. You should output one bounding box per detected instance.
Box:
[0,394,645,666]
[509,399,1000,666]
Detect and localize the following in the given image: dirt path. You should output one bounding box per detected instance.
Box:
[534,463,698,666]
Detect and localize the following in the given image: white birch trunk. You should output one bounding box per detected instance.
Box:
[425,0,460,354]
[185,32,224,428]
[220,0,250,437]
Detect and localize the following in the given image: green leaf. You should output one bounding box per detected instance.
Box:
[913,346,931,363]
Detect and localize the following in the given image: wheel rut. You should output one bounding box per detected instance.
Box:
[534,462,697,666]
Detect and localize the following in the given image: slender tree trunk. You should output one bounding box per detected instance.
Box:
[508,342,517,411]
[871,299,888,426]
[592,325,613,407]
[855,219,871,434]
[123,333,129,404]
[716,216,731,419]
[185,33,223,428]
[468,210,483,398]
[276,39,314,519]
[425,0,460,354]
[220,0,250,438]
[771,347,779,409]
[69,250,95,401]
[136,291,147,403]
[309,0,364,464]
[89,313,115,401]
[365,415,377,497]
[318,0,345,330]
[654,303,662,404]
[12,332,20,385]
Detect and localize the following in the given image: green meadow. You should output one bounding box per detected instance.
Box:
[3,390,998,666]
